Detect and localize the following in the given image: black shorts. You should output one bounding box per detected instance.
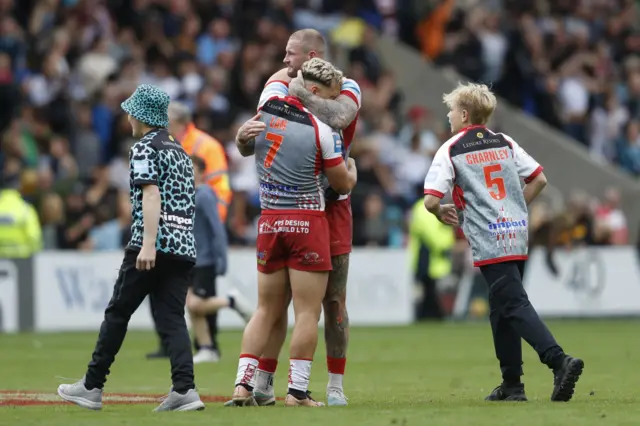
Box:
[189,265,217,299]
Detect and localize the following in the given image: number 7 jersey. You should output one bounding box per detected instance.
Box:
[255,94,344,211]
[423,125,543,267]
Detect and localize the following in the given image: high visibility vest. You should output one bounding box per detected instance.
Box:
[0,190,42,258]
[408,200,454,280]
[181,123,232,222]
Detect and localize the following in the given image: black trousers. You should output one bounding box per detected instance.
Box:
[85,250,195,393]
[479,260,564,382]
[155,265,220,354]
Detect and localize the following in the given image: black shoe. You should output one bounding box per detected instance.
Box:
[485,383,528,401]
[551,355,584,402]
[146,348,169,359]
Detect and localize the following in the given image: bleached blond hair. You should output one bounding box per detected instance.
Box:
[301,58,343,88]
[443,82,497,125]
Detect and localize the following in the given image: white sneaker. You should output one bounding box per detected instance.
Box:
[154,388,205,412]
[326,388,348,406]
[228,288,254,323]
[57,376,103,410]
[193,348,220,364]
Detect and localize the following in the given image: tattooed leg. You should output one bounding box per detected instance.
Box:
[324,254,350,394]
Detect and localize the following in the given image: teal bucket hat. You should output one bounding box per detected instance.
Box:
[121,84,171,128]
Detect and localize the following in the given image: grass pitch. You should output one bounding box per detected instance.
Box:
[0,320,638,425]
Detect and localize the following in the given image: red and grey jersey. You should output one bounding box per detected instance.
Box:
[260,77,362,202]
[255,94,343,212]
[423,125,543,267]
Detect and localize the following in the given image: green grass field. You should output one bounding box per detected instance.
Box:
[0,320,638,425]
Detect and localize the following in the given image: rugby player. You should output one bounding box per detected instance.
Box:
[231,58,357,407]
[228,28,360,407]
[422,82,584,402]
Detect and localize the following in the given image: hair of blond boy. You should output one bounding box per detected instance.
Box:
[301,58,343,87]
[442,82,497,125]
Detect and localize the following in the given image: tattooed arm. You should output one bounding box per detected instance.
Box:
[235,138,255,157]
[289,77,359,131]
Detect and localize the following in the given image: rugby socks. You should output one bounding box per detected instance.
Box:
[327,357,346,390]
[256,358,278,392]
[235,354,258,391]
[287,358,312,399]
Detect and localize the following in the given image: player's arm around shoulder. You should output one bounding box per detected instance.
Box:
[290,74,360,130]
[235,113,267,157]
[317,120,357,194]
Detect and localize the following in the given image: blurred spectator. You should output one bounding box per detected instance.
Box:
[421,0,640,176]
[3,0,634,256]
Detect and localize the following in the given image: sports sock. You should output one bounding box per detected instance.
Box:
[235,354,258,391]
[327,357,346,390]
[256,358,278,392]
[288,358,312,397]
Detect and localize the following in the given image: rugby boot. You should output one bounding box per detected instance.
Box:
[57,376,103,410]
[284,391,325,407]
[551,355,584,402]
[232,385,258,406]
[485,382,528,401]
[327,387,348,406]
[153,388,205,412]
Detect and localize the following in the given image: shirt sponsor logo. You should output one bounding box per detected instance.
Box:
[162,213,193,230]
[487,219,527,236]
[333,133,343,153]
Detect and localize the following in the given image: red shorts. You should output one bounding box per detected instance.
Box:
[326,197,353,256]
[256,210,332,273]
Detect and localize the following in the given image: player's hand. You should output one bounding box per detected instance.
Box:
[288,70,305,97]
[437,204,459,226]
[136,245,156,270]
[237,114,266,143]
[347,157,356,171]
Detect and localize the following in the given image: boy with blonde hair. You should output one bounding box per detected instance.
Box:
[423,82,584,402]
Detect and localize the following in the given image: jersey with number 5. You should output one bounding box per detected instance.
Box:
[255,95,344,211]
[423,125,543,266]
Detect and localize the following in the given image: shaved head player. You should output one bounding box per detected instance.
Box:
[226,29,361,407]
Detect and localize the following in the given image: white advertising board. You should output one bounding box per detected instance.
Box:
[524,247,640,317]
[33,249,413,332]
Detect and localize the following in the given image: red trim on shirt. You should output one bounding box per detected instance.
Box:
[309,115,322,176]
[457,124,486,134]
[265,80,290,88]
[340,90,359,107]
[323,157,343,168]
[524,165,544,184]
[474,255,529,267]
[424,189,444,198]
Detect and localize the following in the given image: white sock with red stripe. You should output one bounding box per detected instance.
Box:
[235,354,259,389]
[288,358,312,396]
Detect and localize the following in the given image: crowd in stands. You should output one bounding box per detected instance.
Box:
[408,0,640,176]
[0,0,633,254]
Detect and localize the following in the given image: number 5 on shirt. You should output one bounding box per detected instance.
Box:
[264,132,283,168]
[483,164,506,200]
